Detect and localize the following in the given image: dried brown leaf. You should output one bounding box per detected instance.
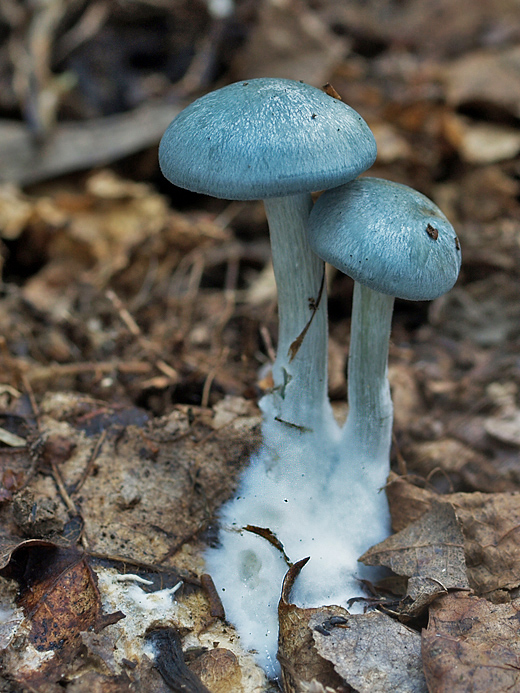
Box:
[386,474,520,597]
[451,493,520,596]
[188,647,243,693]
[422,592,520,692]
[361,500,469,616]
[386,472,435,532]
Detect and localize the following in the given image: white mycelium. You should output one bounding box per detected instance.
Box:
[207,178,461,678]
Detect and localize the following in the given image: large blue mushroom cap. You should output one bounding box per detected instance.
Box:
[308,177,461,301]
[159,78,376,200]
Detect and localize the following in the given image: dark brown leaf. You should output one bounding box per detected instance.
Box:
[1,542,123,689]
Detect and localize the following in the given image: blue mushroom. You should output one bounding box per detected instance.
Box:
[159,78,376,430]
[308,177,461,489]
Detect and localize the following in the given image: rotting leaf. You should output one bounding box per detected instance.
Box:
[60,671,134,693]
[422,591,520,692]
[1,541,124,689]
[12,489,66,538]
[360,501,469,617]
[0,412,36,503]
[58,396,260,565]
[310,610,427,693]
[278,558,349,693]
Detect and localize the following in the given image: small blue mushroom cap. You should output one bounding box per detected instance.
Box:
[308,177,461,301]
[159,78,376,200]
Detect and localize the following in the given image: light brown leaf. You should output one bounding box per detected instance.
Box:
[451,493,520,596]
[361,500,469,616]
[386,474,520,598]
[422,592,520,692]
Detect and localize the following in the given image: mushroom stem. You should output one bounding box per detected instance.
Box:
[342,281,394,482]
[262,193,329,428]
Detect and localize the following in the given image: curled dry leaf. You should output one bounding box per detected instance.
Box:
[278,558,349,693]
[422,591,520,692]
[310,610,427,693]
[361,500,469,617]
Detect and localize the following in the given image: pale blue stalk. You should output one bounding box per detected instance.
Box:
[262,194,330,430]
[342,282,394,484]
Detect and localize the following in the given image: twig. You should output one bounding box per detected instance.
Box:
[73,429,108,494]
[105,289,178,383]
[201,346,230,408]
[259,325,276,364]
[24,360,152,384]
[50,460,90,550]
[21,373,40,424]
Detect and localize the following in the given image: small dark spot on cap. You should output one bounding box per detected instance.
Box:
[426,224,439,240]
[242,82,249,86]
[311,113,317,119]
[455,236,460,251]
